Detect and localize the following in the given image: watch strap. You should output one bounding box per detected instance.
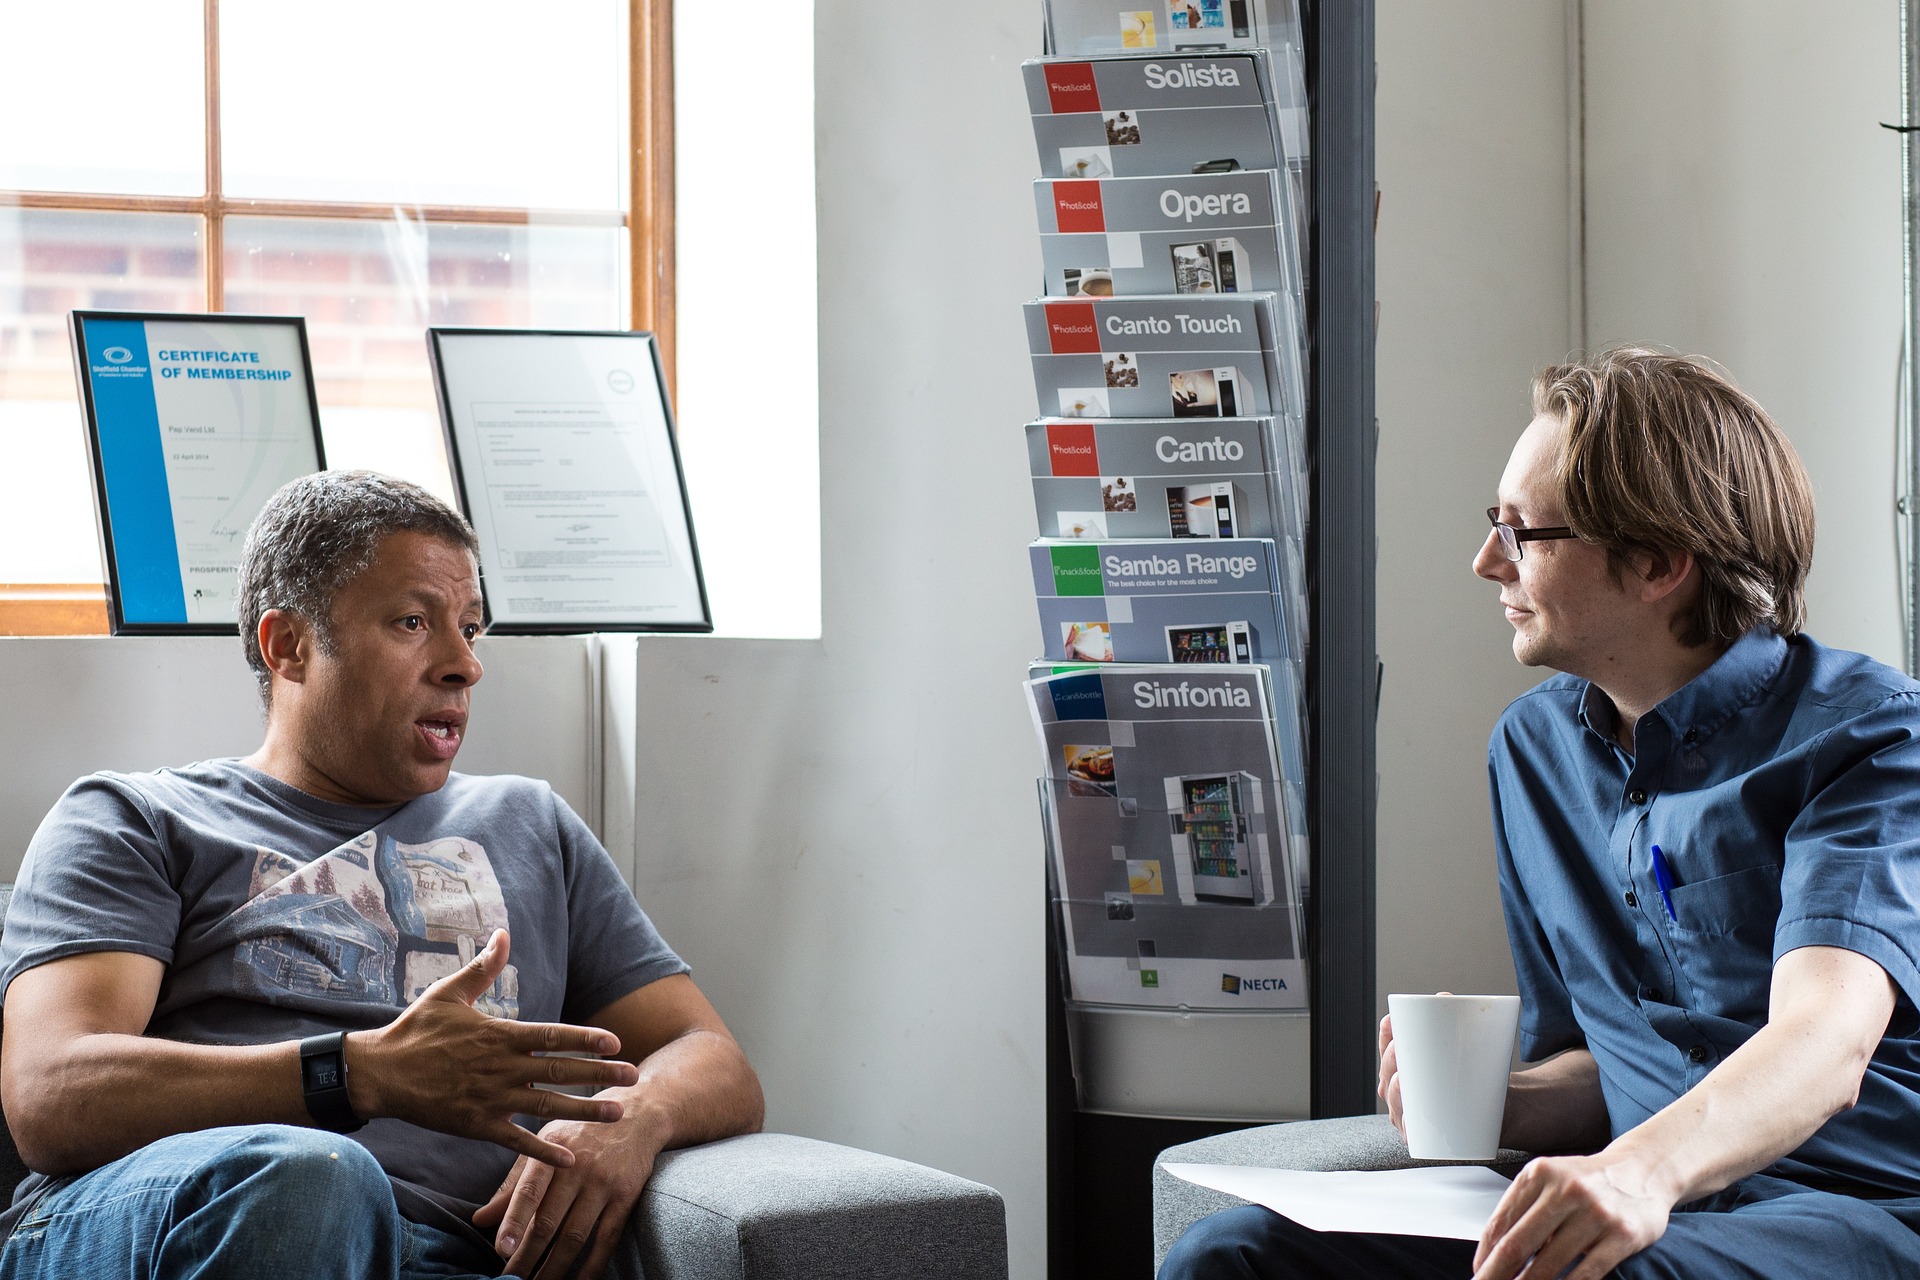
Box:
[299,1031,366,1133]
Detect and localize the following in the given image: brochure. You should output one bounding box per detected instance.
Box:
[1024,51,1285,181]
[1038,653,1310,911]
[1042,0,1302,60]
[1028,662,1305,1010]
[1029,536,1291,665]
[1024,41,1311,277]
[1027,417,1283,542]
[1024,293,1300,423]
[1034,171,1302,314]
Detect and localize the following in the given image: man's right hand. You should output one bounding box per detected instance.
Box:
[345,929,640,1167]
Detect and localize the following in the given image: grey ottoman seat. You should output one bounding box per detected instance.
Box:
[633,1132,1008,1280]
[1152,1115,1529,1271]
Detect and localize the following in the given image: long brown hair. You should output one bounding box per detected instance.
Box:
[1533,347,1815,647]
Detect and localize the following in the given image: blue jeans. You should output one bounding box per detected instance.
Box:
[1161,1176,1920,1279]
[0,1124,502,1280]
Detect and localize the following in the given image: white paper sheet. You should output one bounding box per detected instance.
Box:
[1161,1163,1513,1241]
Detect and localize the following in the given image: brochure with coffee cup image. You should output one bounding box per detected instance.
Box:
[1049,651,1307,878]
[1027,662,1305,1010]
[1024,51,1288,181]
[1042,0,1302,60]
[1027,417,1292,543]
[1029,537,1292,666]
[1033,650,1309,910]
[1024,294,1302,423]
[1034,172,1303,323]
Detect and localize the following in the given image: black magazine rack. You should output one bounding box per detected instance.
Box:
[1045,2,1377,1273]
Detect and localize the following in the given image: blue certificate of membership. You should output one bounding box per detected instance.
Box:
[71,312,326,634]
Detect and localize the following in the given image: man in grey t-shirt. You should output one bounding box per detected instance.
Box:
[0,471,763,1280]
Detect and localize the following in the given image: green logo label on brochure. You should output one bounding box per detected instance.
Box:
[1050,544,1105,596]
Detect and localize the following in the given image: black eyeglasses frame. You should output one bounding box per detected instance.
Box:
[1486,507,1577,562]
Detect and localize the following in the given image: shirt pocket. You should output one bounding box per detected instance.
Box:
[1665,863,1781,1019]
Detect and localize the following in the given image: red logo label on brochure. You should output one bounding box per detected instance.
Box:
[1044,63,1101,114]
[1052,180,1106,234]
[1047,422,1100,476]
[1045,302,1102,354]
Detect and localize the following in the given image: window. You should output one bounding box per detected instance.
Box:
[0,0,818,638]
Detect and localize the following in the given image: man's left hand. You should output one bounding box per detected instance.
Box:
[473,1099,665,1279]
[1471,1151,1673,1280]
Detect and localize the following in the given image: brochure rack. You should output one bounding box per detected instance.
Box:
[1026,2,1376,1273]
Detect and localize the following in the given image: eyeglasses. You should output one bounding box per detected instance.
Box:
[1486,508,1577,562]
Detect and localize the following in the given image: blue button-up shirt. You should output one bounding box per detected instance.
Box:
[1492,628,1920,1195]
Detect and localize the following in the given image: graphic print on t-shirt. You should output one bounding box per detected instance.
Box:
[232,830,519,1017]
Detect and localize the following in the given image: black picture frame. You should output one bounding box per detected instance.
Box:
[425,327,713,635]
[68,310,327,637]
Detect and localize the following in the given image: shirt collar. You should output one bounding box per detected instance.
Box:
[1574,627,1789,752]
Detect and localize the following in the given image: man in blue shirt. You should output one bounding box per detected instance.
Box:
[1162,347,1920,1278]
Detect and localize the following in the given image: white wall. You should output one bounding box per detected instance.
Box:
[1583,0,1904,661]
[1372,3,1576,1007]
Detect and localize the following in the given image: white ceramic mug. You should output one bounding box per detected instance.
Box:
[1387,993,1521,1161]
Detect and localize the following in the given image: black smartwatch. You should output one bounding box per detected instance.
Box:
[299,1032,366,1133]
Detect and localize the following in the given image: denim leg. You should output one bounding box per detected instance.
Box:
[400,1219,505,1280]
[1613,1177,1920,1280]
[0,1124,406,1280]
[1160,1204,1476,1280]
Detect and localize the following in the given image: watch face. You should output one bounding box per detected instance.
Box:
[302,1054,343,1092]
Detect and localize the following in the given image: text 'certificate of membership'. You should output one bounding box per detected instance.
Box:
[428,329,710,632]
[71,311,325,633]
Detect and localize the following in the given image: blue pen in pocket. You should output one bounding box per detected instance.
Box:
[1650,844,1678,921]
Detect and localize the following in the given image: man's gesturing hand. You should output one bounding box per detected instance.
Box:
[1470,1152,1672,1280]
[345,929,640,1167]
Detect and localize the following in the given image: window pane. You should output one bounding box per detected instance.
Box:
[223,216,624,502]
[0,209,205,582]
[220,1,624,210]
[0,2,204,196]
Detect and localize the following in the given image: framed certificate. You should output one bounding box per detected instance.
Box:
[426,328,711,634]
[70,311,327,635]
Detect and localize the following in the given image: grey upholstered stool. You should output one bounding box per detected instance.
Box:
[633,1133,1008,1280]
[1151,1115,1530,1271]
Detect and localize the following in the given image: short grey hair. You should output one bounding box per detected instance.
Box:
[237,470,480,703]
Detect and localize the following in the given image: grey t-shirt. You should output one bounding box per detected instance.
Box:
[0,759,688,1223]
